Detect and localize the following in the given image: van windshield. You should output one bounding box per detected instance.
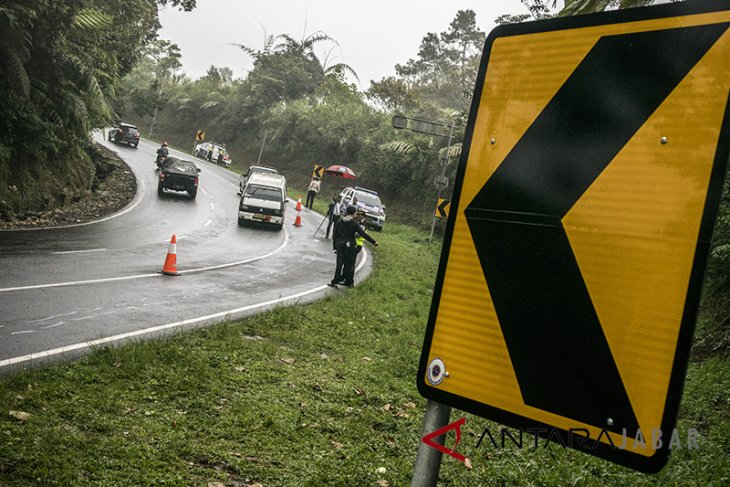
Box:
[355,191,381,207]
[245,185,282,202]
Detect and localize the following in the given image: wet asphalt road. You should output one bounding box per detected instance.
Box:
[0,132,371,373]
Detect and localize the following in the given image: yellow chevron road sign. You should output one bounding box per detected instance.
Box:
[418,0,730,473]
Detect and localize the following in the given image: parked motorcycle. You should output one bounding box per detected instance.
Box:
[155,155,166,171]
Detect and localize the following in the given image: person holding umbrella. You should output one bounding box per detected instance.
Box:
[328,205,377,288]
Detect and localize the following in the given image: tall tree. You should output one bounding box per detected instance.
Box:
[0,0,196,217]
[144,38,182,138]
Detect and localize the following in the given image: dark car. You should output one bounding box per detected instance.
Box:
[108,123,140,148]
[158,157,200,199]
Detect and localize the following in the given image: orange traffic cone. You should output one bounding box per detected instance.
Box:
[296,195,302,212]
[293,214,302,227]
[160,234,180,276]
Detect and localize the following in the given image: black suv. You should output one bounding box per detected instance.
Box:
[158,157,201,200]
[108,123,140,148]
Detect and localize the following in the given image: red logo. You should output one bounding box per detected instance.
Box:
[421,417,467,464]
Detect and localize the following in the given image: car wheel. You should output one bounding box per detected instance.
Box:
[189,190,197,200]
[158,184,164,196]
[276,223,284,231]
[238,218,246,227]
[133,143,139,149]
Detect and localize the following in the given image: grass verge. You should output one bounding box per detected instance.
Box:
[1,223,728,486]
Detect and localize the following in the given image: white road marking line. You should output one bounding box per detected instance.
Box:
[0,248,367,368]
[27,311,78,323]
[210,203,215,211]
[0,232,290,293]
[40,321,64,329]
[53,248,108,255]
[200,188,208,195]
[10,330,34,335]
[70,316,95,322]
[204,220,212,227]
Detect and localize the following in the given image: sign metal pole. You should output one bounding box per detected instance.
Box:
[411,400,452,487]
[429,120,455,244]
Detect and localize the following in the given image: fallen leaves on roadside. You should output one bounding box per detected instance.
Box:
[278,357,296,365]
[362,356,372,362]
[382,403,391,411]
[402,402,416,409]
[464,458,473,470]
[207,482,226,487]
[330,441,344,450]
[320,352,328,360]
[9,411,30,422]
[234,366,247,372]
[377,480,390,487]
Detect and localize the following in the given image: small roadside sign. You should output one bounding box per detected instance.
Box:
[196,130,205,142]
[313,164,324,179]
[434,199,450,219]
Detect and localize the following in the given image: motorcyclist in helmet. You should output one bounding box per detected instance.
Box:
[155,141,169,168]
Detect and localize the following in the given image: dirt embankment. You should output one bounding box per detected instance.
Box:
[0,144,136,230]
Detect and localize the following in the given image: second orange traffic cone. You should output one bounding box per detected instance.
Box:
[160,234,180,276]
[293,214,302,227]
[296,194,302,212]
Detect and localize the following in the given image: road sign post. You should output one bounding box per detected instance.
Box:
[428,120,455,244]
[417,0,730,476]
[411,400,451,487]
[392,115,456,244]
[256,129,267,165]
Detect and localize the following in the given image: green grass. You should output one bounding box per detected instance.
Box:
[1,223,728,486]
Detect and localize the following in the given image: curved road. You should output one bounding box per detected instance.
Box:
[0,132,371,373]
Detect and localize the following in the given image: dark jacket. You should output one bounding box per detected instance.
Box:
[333,216,376,249]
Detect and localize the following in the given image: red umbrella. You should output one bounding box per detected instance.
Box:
[324,164,356,179]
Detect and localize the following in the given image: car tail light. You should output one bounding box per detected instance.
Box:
[159,173,166,180]
[194,177,199,186]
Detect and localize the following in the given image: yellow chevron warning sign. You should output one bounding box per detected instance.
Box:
[435,199,450,219]
[417,1,730,473]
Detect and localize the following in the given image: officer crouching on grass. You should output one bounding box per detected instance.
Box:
[328,205,377,288]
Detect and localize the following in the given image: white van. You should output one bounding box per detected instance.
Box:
[238,172,288,230]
